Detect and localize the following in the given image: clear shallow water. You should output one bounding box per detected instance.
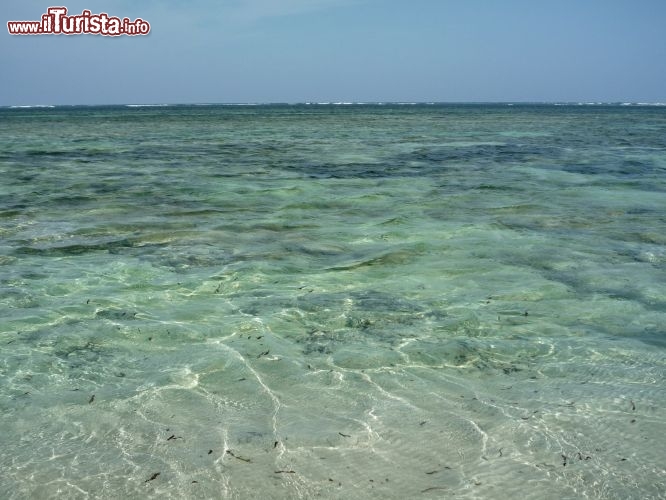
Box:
[0,104,665,499]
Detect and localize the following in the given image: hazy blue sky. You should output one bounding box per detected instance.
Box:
[2,0,665,105]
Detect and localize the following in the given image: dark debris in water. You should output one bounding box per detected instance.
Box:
[95,309,137,320]
[144,472,160,483]
[225,450,251,463]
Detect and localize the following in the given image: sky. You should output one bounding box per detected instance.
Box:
[2,0,665,105]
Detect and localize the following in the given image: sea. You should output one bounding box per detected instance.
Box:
[0,103,664,499]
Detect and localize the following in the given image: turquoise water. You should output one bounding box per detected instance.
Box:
[1,103,664,499]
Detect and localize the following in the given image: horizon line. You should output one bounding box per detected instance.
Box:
[4,100,666,108]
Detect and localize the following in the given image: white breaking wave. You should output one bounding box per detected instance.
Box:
[125,104,170,107]
[9,105,55,108]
